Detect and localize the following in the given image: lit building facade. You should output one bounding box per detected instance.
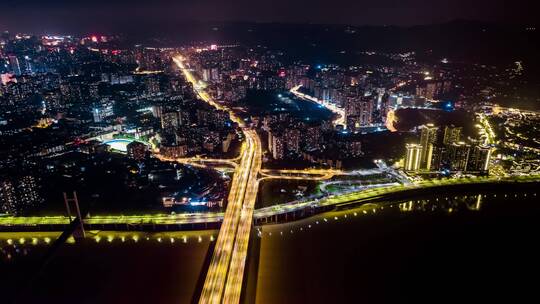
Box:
[420,124,438,170]
[405,143,422,171]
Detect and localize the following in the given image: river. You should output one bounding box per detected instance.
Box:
[249,186,540,303]
[1,230,217,304]
[2,185,539,303]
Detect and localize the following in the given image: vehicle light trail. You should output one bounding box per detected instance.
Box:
[222,131,262,303]
[173,53,262,303]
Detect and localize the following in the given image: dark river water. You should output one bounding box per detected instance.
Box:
[249,187,540,304]
[2,185,539,304]
[240,90,334,123]
[1,230,217,304]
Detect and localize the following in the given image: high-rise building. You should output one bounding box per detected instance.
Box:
[196,109,211,126]
[88,82,100,100]
[23,56,33,74]
[348,140,362,157]
[443,125,462,145]
[211,67,220,81]
[8,55,22,76]
[405,123,491,174]
[269,131,285,160]
[429,146,444,171]
[345,96,373,129]
[17,176,42,209]
[145,77,161,95]
[152,105,163,118]
[286,129,301,155]
[1,31,10,42]
[202,68,211,82]
[425,82,439,100]
[92,102,115,123]
[160,144,188,158]
[419,124,438,169]
[161,112,179,132]
[447,142,471,171]
[405,143,422,172]
[0,179,17,214]
[466,145,491,173]
[305,126,321,150]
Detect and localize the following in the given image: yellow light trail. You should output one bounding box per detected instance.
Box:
[222,131,262,303]
[173,53,263,304]
[199,134,256,303]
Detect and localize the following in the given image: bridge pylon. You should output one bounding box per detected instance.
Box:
[63,191,85,239]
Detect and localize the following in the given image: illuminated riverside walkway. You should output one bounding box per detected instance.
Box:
[290,85,346,126]
[2,175,539,231]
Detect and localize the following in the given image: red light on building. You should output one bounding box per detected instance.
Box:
[278,69,286,77]
[91,36,98,43]
[210,44,218,50]
[73,138,86,146]
[1,73,15,85]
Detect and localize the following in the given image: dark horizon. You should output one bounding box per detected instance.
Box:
[0,19,537,36]
[0,0,537,35]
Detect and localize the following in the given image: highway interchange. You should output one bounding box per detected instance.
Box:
[174,54,262,304]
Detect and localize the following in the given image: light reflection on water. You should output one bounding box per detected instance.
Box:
[0,230,218,263]
[252,189,540,304]
[1,229,219,304]
[256,191,537,239]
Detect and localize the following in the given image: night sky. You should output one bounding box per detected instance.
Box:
[0,0,536,34]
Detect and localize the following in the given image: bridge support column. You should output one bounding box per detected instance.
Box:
[63,191,85,239]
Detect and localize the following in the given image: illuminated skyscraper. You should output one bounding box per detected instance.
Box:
[447,142,471,171]
[443,125,462,145]
[405,143,422,171]
[419,124,438,169]
[466,145,491,172]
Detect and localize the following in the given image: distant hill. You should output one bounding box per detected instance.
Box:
[133,20,537,76]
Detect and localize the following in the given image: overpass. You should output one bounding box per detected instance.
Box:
[155,154,238,169]
[258,167,387,181]
[174,54,263,304]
